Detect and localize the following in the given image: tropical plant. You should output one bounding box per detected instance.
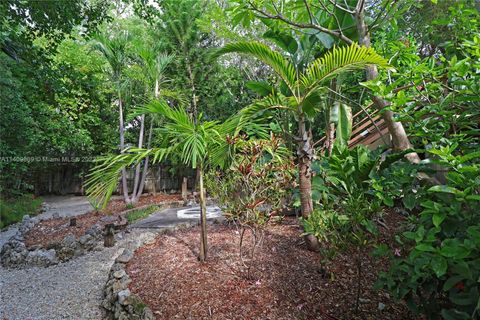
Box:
[376,146,480,319]
[215,41,390,250]
[86,99,245,261]
[129,45,176,204]
[227,0,421,163]
[92,31,133,204]
[302,144,416,312]
[206,134,295,272]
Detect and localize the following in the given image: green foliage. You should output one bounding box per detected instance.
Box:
[126,205,159,223]
[370,161,427,209]
[364,33,480,154]
[86,98,245,209]
[206,135,295,228]
[216,42,391,107]
[329,102,352,147]
[377,147,480,318]
[0,195,43,229]
[0,33,116,196]
[302,145,397,267]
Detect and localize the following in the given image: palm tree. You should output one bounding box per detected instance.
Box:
[130,46,176,203]
[92,31,132,204]
[214,42,390,251]
[86,100,243,261]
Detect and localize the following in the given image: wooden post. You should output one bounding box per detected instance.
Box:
[182,177,188,204]
[104,224,115,247]
[198,165,207,261]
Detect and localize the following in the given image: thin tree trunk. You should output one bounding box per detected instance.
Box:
[132,114,146,203]
[135,78,159,200]
[355,2,420,163]
[298,114,320,252]
[135,119,153,199]
[118,93,130,203]
[198,164,208,262]
[186,60,198,122]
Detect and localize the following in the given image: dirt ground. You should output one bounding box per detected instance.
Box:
[24,194,183,248]
[126,214,415,320]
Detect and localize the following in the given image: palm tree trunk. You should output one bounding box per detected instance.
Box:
[355,4,420,163]
[132,114,145,203]
[135,120,153,199]
[186,60,198,122]
[298,114,320,252]
[325,122,335,155]
[198,164,208,262]
[118,93,130,204]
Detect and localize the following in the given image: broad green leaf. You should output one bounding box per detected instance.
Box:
[431,255,447,277]
[383,196,394,207]
[314,32,334,49]
[428,185,462,195]
[433,211,447,227]
[467,226,480,245]
[333,102,352,147]
[415,243,436,252]
[402,194,417,210]
[440,239,471,258]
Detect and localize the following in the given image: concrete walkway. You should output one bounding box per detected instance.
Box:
[131,205,223,229]
[40,195,94,219]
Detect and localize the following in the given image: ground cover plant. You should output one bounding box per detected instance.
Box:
[0,195,43,229]
[125,205,159,223]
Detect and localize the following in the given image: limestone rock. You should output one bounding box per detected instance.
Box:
[115,249,133,264]
[113,270,126,279]
[118,289,131,305]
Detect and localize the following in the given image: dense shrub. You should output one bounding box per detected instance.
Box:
[376,146,480,319]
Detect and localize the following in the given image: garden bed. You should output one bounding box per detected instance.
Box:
[124,214,414,319]
[1,193,185,268]
[24,193,184,249]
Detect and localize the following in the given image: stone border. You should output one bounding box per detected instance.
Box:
[102,248,155,320]
[0,201,186,269]
[102,221,199,320]
[0,215,103,268]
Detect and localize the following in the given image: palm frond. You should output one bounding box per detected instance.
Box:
[300,43,391,94]
[85,147,172,209]
[91,31,131,80]
[214,41,297,93]
[240,94,295,119]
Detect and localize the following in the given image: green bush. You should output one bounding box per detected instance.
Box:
[376,145,480,319]
[206,136,295,262]
[0,194,43,229]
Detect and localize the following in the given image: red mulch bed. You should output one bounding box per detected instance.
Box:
[126,213,416,320]
[24,193,184,248]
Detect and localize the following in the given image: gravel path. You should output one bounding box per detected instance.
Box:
[0,195,157,320]
[0,229,158,320]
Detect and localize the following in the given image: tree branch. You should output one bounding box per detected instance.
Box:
[248,1,353,45]
[327,0,355,14]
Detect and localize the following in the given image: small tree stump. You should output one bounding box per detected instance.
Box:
[69,217,77,227]
[104,223,115,247]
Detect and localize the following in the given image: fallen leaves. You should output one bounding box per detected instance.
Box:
[126,215,415,319]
